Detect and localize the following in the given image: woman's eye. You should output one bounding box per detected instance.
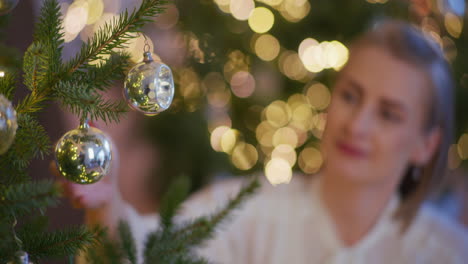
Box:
[380,109,402,123]
[340,89,358,104]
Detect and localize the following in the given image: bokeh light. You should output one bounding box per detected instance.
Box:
[272,127,298,147]
[230,71,256,98]
[448,144,462,170]
[265,158,293,185]
[298,147,323,174]
[211,126,231,152]
[231,0,255,21]
[204,72,232,109]
[221,128,240,153]
[255,34,281,61]
[248,7,275,33]
[63,0,89,42]
[86,0,104,25]
[256,121,277,147]
[457,133,468,160]
[231,143,259,170]
[265,100,291,127]
[279,0,311,23]
[278,51,309,81]
[306,82,331,110]
[272,144,296,167]
[154,4,179,29]
[444,12,463,38]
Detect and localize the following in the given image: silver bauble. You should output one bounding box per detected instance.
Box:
[55,121,112,184]
[124,52,174,116]
[0,0,19,15]
[0,94,18,155]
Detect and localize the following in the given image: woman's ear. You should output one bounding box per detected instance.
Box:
[410,127,442,166]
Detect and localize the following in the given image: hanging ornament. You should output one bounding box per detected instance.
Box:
[7,251,29,264]
[55,121,112,184]
[0,94,18,155]
[124,40,175,116]
[0,0,19,15]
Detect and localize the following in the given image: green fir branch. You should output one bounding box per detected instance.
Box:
[0,73,16,100]
[80,52,130,91]
[3,114,51,169]
[159,176,191,231]
[144,178,260,263]
[19,226,98,261]
[23,42,49,92]
[33,0,64,78]
[0,180,60,218]
[117,221,137,264]
[54,80,127,124]
[63,0,168,76]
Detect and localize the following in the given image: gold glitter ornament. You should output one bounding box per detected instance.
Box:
[54,121,112,184]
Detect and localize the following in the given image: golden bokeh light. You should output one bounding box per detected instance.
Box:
[204,72,232,108]
[256,121,277,147]
[279,0,310,23]
[291,103,314,131]
[230,71,256,98]
[272,127,298,147]
[214,0,231,13]
[155,4,179,29]
[311,113,327,139]
[257,0,284,6]
[265,158,293,185]
[265,100,292,127]
[248,7,275,33]
[63,0,89,42]
[278,51,309,81]
[448,144,461,170]
[272,144,297,167]
[255,34,281,61]
[298,147,323,174]
[210,126,231,152]
[86,0,104,25]
[444,12,463,38]
[221,128,240,153]
[457,133,468,160]
[231,0,255,21]
[300,40,349,72]
[231,143,259,170]
[306,82,331,110]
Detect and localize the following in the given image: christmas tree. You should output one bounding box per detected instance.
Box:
[0,0,259,263]
[1,0,467,263]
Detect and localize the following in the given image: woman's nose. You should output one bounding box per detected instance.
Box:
[344,106,373,139]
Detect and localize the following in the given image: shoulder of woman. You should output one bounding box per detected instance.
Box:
[178,174,312,220]
[406,204,468,261]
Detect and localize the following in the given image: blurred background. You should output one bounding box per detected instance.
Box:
[1,0,467,251]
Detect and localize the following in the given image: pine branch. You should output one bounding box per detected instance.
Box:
[117,221,137,264]
[54,80,127,124]
[23,42,49,92]
[0,73,16,100]
[0,180,60,218]
[144,178,260,262]
[63,0,168,76]
[34,0,64,77]
[174,178,260,247]
[19,226,98,261]
[74,52,131,92]
[159,176,191,231]
[2,114,51,169]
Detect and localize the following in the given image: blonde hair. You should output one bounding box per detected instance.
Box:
[351,20,455,230]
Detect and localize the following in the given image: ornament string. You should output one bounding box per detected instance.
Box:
[142,34,151,53]
[11,214,23,250]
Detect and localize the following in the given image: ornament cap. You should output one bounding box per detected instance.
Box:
[79,120,90,130]
[143,52,154,63]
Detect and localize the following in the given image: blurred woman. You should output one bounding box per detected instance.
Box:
[162,20,467,263]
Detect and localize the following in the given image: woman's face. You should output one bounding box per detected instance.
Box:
[321,45,438,187]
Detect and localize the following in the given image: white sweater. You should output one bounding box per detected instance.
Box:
[119,175,468,264]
